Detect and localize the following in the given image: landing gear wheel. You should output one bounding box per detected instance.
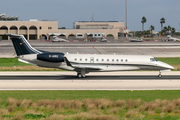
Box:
[77,73,82,78]
[158,71,162,78]
[77,73,86,78]
[158,74,162,78]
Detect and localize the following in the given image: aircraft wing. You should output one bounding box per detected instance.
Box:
[64,57,101,70]
[60,38,67,42]
[71,65,101,70]
[176,39,180,41]
[172,38,180,41]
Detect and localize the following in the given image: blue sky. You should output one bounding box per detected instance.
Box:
[1,0,180,32]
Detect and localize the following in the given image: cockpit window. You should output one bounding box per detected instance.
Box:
[154,58,158,61]
[150,58,158,61]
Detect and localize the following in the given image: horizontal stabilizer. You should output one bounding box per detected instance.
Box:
[18,58,37,66]
[5,33,22,37]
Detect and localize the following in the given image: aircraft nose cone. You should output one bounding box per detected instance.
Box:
[161,62,174,70]
[168,65,174,70]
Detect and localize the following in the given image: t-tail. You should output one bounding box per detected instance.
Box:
[6,33,42,56]
[6,33,65,65]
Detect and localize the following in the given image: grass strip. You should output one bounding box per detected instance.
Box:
[0,90,180,101]
[0,91,180,119]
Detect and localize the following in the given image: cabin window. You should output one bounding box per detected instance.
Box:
[150,58,158,61]
[85,58,87,61]
[96,59,98,61]
[107,59,109,61]
[116,59,119,62]
[102,59,104,61]
[80,58,82,61]
[112,59,114,62]
[75,58,77,61]
[125,59,128,62]
[121,59,123,62]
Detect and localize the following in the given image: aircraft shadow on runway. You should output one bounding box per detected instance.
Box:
[0,75,180,80]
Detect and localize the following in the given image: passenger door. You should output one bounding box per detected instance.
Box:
[90,57,94,63]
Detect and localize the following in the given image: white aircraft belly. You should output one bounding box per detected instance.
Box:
[71,63,140,72]
[98,65,140,71]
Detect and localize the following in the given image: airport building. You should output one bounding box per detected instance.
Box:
[0,14,125,40]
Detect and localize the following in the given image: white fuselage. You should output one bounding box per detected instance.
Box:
[52,36,67,42]
[7,33,174,78]
[19,54,174,73]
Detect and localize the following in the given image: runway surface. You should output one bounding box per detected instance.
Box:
[0,71,180,90]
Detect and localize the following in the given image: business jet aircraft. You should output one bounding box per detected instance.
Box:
[167,35,180,42]
[6,34,174,78]
[129,38,142,42]
[52,36,67,42]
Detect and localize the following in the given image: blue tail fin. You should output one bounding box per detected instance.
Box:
[6,34,42,56]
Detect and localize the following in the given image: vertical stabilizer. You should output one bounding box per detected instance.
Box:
[6,34,42,56]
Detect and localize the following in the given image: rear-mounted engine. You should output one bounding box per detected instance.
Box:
[37,52,64,62]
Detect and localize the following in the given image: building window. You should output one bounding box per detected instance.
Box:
[48,27,52,29]
[39,26,42,29]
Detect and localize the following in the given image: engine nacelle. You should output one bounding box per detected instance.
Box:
[37,52,65,62]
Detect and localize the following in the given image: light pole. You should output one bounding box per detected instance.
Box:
[125,0,128,40]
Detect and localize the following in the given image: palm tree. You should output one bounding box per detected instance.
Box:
[150,25,155,34]
[163,26,167,35]
[160,18,165,31]
[141,16,147,31]
[171,28,176,35]
[167,25,171,34]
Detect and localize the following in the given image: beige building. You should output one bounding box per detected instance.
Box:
[0,20,124,40]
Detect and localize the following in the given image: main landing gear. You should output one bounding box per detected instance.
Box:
[77,69,86,78]
[77,73,85,78]
[158,71,162,78]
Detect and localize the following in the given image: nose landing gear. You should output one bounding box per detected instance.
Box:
[158,71,162,78]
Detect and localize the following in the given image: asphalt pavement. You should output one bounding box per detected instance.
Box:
[0,71,180,90]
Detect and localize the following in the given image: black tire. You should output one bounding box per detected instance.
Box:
[77,73,82,78]
[158,74,162,78]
